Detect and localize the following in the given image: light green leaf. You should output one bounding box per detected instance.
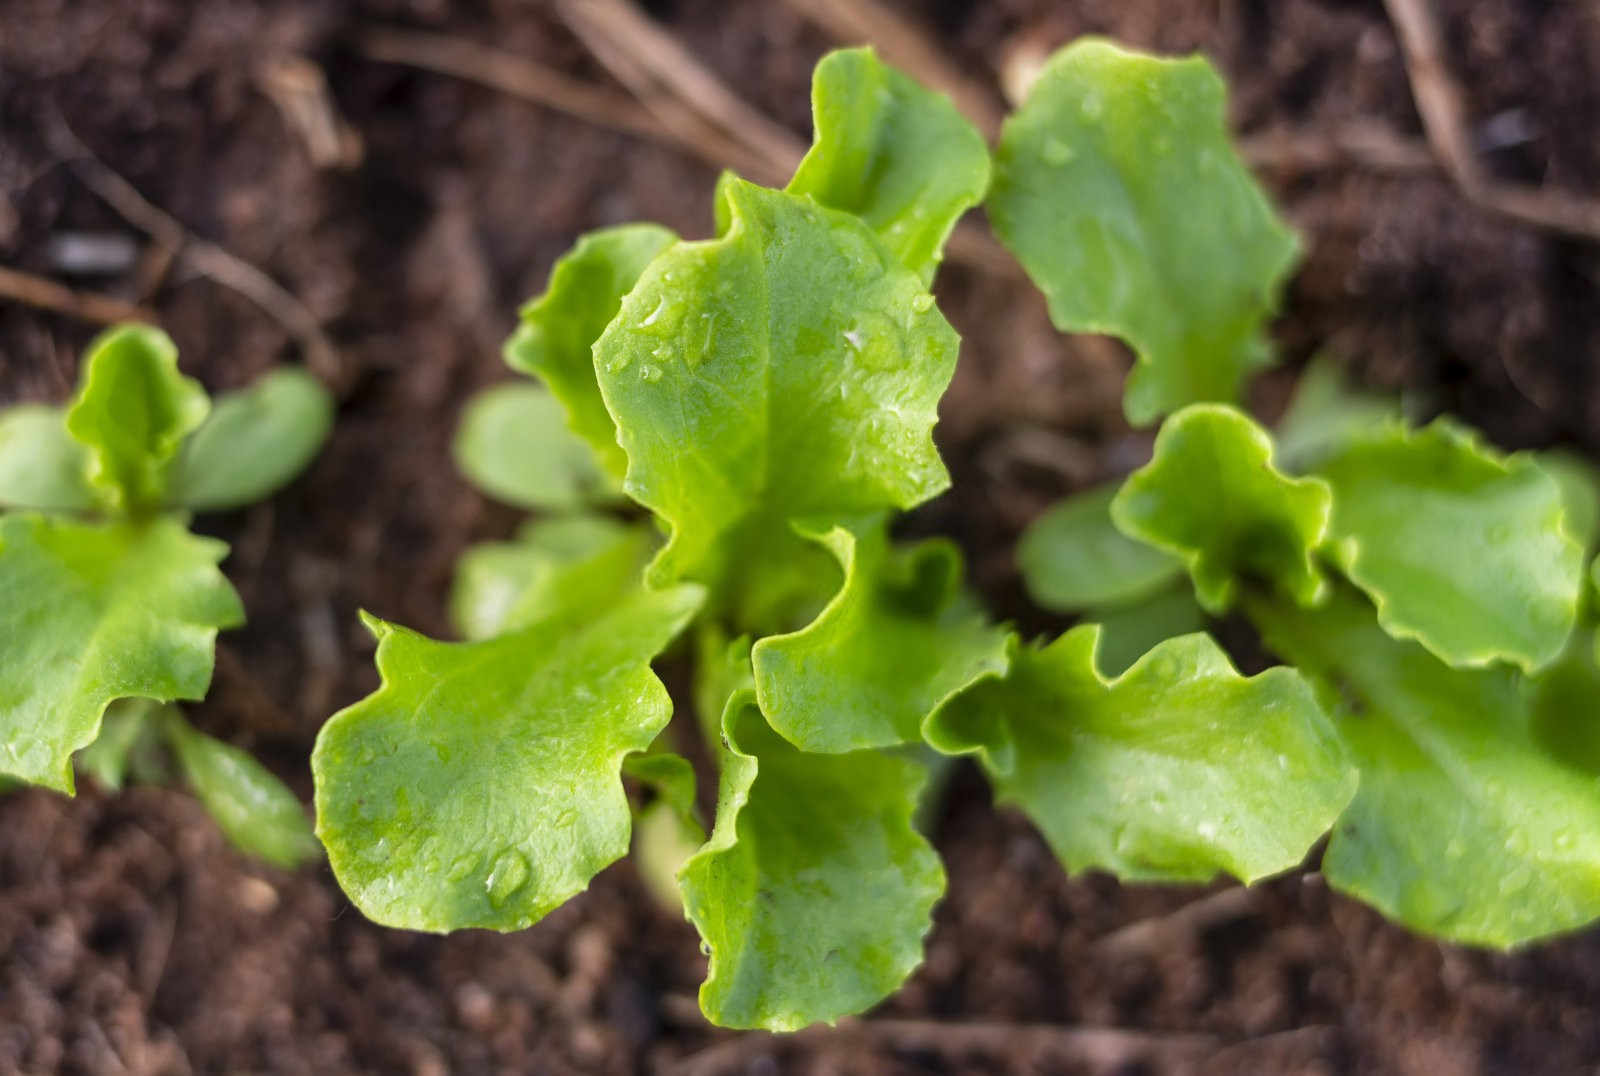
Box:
[0,513,243,792]
[594,178,957,627]
[987,39,1299,425]
[752,518,1009,752]
[1316,419,1582,672]
[64,325,210,512]
[926,626,1354,884]
[449,515,638,640]
[624,750,705,911]
[681,690,944,1030]
[77,697,164,791]
[505,224,678,478]
[0,405,97,512]
[788,47,991,282]
[1537,450,1600,555]
[168,368,332,512]
[165,709,319,869]
[312,579,703,932]
[1250,587,1600,947]
[452,383,618,511]
[1111,404,1332,613]
[1275,358,1403,473]
[1090,582,1207,678]
[1017,482,1182,611]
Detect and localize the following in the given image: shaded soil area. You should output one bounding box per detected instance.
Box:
[3,0,1600,1072]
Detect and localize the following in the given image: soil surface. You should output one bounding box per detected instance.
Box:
[4,1,1600,1073]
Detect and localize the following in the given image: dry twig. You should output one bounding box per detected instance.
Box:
[1094,886,1262,957]
[255,55,364,170]
[1382,0,1600,241]
[0,264,156,326]
[45,117,343,382]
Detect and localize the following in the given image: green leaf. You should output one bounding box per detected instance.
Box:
[0,513,243,792]
[452,383,618,511]
[1274,358,1403,473]
[1250,587,1600,947]
[1316,419,1582,672]
[681,690,944,1030]
[1537,450,1600,555]
[64,325,210,512]
[0,405,98,512]
[752,518,1009,752]
[594,178,958,628]
[987,39,1299,425]
[449,515,638,640]
[1090,582,1207,678]
[168,368,332,512]
[312,578,702,932]
[1017,482,1183,611]
[165,709,319,869]
[77,697,164,791]
[1111,404,1332,613]
[624,750,705,911]
[505,224,678,478]
[787,47,991,282]
[927,626,1354,884]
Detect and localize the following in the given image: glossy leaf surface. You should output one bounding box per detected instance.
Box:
[0,513,242,791]
[681,691,944,1030]
[988,40,1299,424]
[169,367,332,511]
[753,518,1009,752]
[1317,420,1581,672]
[0,405,97,512]
[1252,588,1600,947]
[1017,482,1182,611]
[64,325,209,512]
[594,179,957,628]
[505,224,677,478]
[167,709,320,868]
[313,574,702,932]
[788,47,990,282]
[1112,404,1331,613]
[452,383,617,511]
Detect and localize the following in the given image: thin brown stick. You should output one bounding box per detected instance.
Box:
[0,264,156,326]
[1240,123,1437,176]
[45,117,343,381]
[555,0,808,173]
[672,1018,1218,1076]
[1382,0,1600,241]
[781,0,1005,138]
[1094,886,1261,957]
[360,28,663,143]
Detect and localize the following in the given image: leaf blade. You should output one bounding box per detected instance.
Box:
[788,46,991,282]
[452,383,617,511]
[988,40,1299,424]
[926,625,1355,884]
[0,513,243,792]
[168,367,332,512]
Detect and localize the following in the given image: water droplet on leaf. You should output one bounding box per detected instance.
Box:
[485,848,531,908]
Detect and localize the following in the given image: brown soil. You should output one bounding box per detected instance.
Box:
[4,1,1600,1072]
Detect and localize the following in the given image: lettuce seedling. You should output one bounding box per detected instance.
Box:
[0,324,329,866]
[314,45,1357,1031]
[999,44,1600,947]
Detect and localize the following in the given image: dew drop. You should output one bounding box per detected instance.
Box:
[639,297,667,327]
[446,854,477,882]
[485,848,531,908]
[911,293,935,313]
[640,364,662,383]
[555,808,578,828]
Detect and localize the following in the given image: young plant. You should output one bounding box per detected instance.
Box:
[0,325,329,867]
[1002,45,1600,946]
[313,44,1356,1031]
